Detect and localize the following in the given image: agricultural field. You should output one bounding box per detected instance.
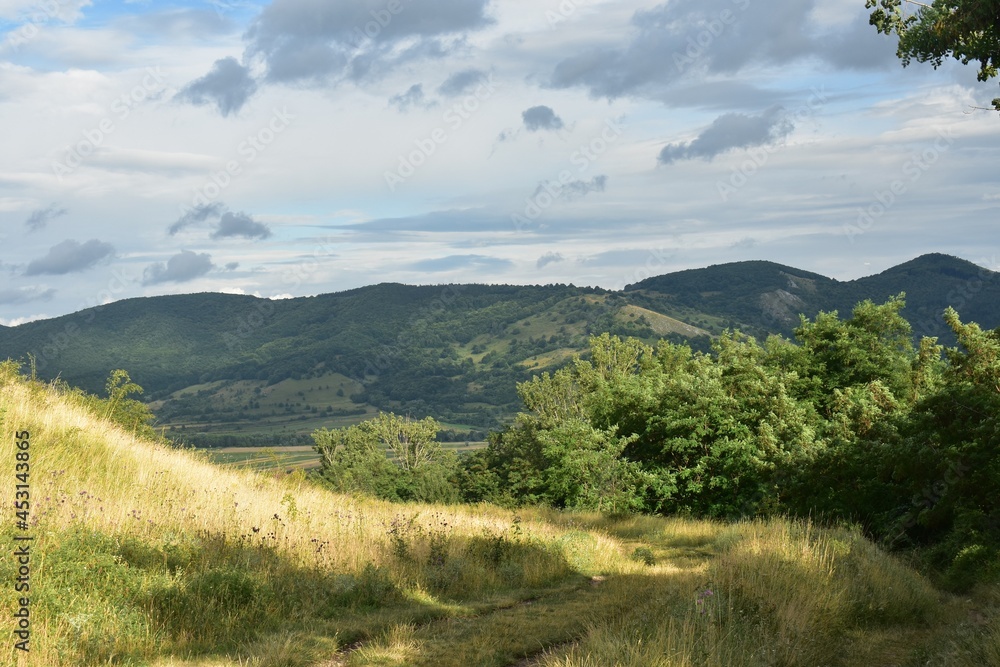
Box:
[205,441,487,472]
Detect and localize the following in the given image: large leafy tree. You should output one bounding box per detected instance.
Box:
[792,295,926,411]
[867,0,1000,109]
[313,412,459,503]
[888,310,1000,588]
[480,354,650,512]
[481,332,822,517]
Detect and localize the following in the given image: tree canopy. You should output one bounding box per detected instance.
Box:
[313,412,459,503]
[867,0,1000,109]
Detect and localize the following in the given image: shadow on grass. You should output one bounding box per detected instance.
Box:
[34,523,578,666]
[338,525,949,667]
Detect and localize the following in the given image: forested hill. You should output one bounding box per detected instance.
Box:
[0,253,997,443]
[0,282,686,439]
[626,252,1000,340]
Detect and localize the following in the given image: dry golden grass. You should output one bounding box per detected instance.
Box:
[531,518,961,667]
[3,363,998,667]
[0,368,608,666]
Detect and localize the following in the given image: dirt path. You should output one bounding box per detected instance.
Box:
[318,578,614,667]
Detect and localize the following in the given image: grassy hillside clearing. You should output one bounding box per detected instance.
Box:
[616,305,711,339]
[2,364,998,666]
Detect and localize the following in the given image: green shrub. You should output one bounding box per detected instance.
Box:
[630,547,656,566]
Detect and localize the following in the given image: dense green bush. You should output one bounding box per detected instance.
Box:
[313,412,460,503]
[462,296,1000,586]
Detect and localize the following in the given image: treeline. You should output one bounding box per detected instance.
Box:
[172,432,315,449]
[313,295,1000,590]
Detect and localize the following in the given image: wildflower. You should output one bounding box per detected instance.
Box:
[696,588,715,615]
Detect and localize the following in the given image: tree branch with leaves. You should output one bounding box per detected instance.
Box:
[867,0,1000,110]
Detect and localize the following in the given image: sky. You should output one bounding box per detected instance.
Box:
[1,0,999,325]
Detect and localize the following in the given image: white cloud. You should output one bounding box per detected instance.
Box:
[88,148,220,175]
[0,314,50,326]
[5,26,135,66]
[0,0,91,23]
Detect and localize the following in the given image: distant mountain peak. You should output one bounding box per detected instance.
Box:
[623,258,833,294]
[865,253,995,280]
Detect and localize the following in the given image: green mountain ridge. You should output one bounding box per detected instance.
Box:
[2,253,998,445]
[627,252,1000,339]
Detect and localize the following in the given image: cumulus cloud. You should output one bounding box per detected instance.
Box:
[179,1,495,115]
[389,83,430,112]
[0,286,56,305]
[731,237,758,249]
[242,0,494,88]
[168,202,227,235]
[438,68,488,96]
[522,105,564,132]
[658,107,793,164]
[532,175,607,201]
[168,203,271,240]
[142,250,215,285]
[176,56,257,116]
[562,175,607,199]
[536,252,564,269]
[24,240,115,276]
[25,204,67,232]
[211,211,273,240]
[547,0,895,101]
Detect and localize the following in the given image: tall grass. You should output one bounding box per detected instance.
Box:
[0,366,603,666]
[536,519,943,667]
[1,363,989,667]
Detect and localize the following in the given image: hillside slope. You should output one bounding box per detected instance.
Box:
[3,366,998,666]
[0,362,616,665]
[0,284,702,441]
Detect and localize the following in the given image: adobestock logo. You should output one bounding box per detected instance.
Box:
[4,0,72,51]
[384,74,500,192]
[511,118,625,232]
[716,87,828,203]
[347,0,414,47]
[179,107,295,215]
[842,127,957,244]
[51,67,168,180]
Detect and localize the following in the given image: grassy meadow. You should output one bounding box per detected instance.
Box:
[152,374,377,442]
[204,441,485,473]
[2,363,998,666]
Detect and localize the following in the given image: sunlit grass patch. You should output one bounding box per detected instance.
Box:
[0,371,592,665]
[348,624,420,666]
[0,364,992,667]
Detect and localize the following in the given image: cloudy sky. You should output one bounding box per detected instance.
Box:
[1,0,998,325]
